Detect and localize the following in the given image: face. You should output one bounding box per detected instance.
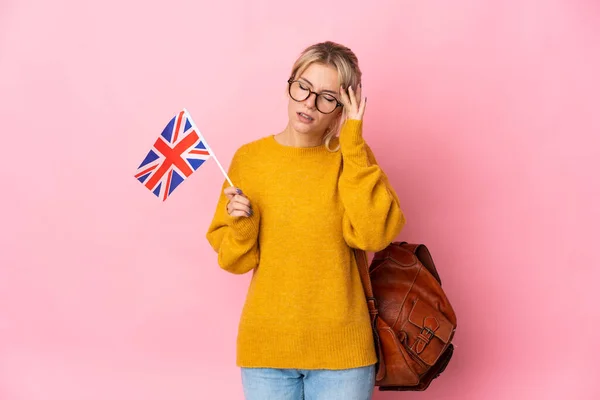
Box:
[286,63,342,137]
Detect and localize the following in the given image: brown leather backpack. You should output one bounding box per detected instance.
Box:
[355,242,457,391]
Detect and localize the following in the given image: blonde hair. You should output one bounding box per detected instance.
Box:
[289,41,362,152]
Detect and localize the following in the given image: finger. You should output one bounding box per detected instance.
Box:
[227,198,251,216]
[224,187,237,199]
[224,186,244,195]
[355,86,364,115]
[358,95,367,118]
[340,86,348,106]
[230,196,253,213]
[230,203,253,217]
[348,85,357,106]
[224,186,244,199]
[339,85,350,106]
[232,194,251,207]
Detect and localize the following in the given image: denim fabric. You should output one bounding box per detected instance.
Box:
[241,364,376,400]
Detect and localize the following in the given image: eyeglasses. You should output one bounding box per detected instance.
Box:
[287,78,343,114]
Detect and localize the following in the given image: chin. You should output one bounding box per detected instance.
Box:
[291,118,324,136]
[291,122,313,135]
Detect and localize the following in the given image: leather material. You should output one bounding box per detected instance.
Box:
[355,242,457,391]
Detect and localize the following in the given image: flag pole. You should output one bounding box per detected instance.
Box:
[183,108,234,187]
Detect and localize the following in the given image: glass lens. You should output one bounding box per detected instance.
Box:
[289,81,310,102]
[316,95,338,114]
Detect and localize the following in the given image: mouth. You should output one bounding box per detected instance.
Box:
[297,111,314,123]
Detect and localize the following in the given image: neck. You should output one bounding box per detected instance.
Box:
[276,124,325,148]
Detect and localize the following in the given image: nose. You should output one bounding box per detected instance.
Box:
[303,92,317,109]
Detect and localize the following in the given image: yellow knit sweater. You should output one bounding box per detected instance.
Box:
[206,119,406,370]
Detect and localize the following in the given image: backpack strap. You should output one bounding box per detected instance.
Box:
[354,248,386,381]
[354,249,374,299]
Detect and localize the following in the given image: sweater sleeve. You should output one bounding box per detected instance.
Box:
[205,147,260,274]
[338,119,407,252]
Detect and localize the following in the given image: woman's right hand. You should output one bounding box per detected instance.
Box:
[224,187,253,217]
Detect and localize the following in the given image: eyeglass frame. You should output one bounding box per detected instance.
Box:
[287,78,344,114]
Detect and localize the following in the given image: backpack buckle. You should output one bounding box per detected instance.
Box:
[412,326,436,355]
[366,297,379,316]
[366,296,378,307]
[420,326,435,341]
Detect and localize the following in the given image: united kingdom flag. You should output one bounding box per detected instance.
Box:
[135,109,212,201]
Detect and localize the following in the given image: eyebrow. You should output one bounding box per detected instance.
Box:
[299,77,339,95]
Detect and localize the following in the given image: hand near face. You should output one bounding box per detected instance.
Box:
[339,84,366,121]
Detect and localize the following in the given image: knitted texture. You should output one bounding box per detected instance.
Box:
[206,119,406,369]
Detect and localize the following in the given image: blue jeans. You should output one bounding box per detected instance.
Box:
[241,365,376,400]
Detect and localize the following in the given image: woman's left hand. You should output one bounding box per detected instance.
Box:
[339,84,366,121]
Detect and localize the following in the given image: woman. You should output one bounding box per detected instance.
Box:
[206,41,406,400]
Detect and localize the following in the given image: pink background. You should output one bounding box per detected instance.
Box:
[1,0,599,399]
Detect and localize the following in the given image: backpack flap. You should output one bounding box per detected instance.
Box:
[404,298,454,366]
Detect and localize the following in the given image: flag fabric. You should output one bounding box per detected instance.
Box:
[135,109,212,201]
